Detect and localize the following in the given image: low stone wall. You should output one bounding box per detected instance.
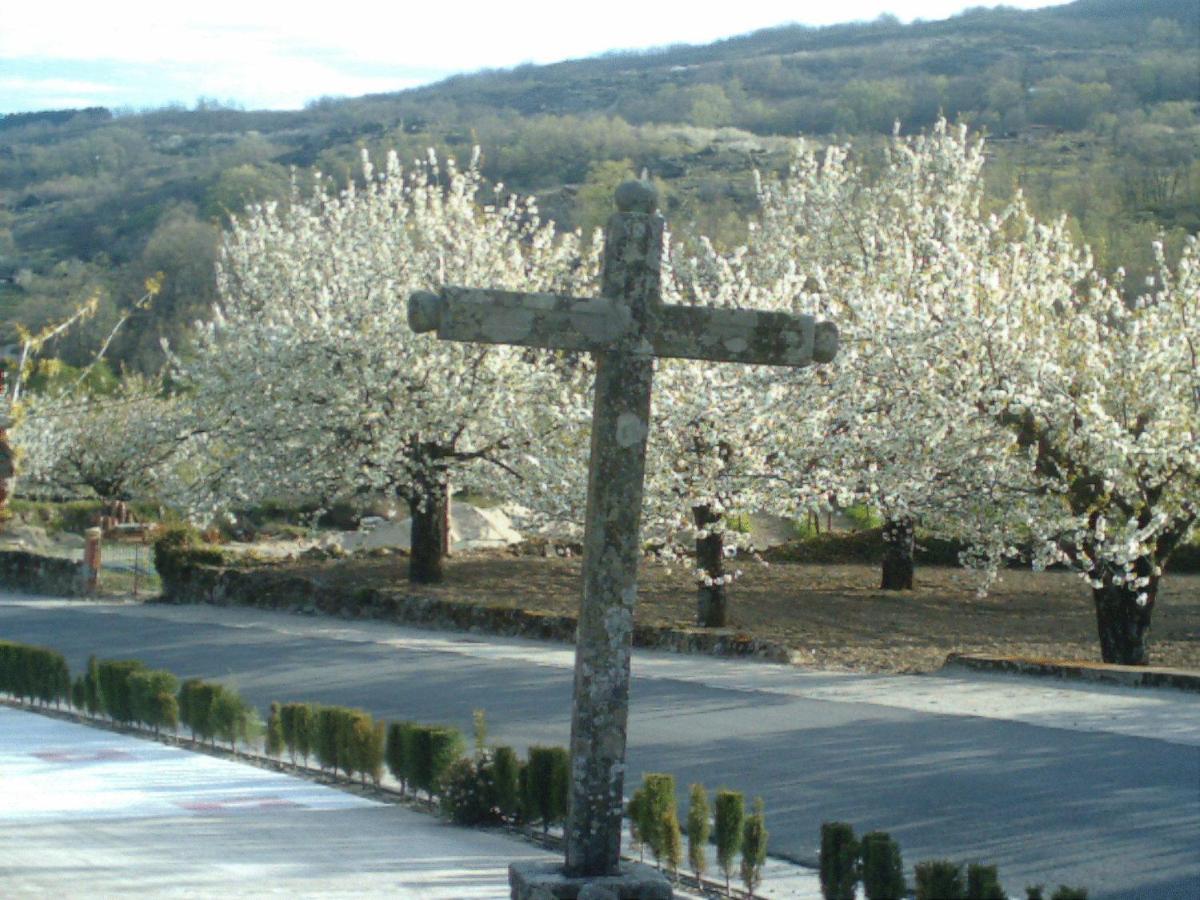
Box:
[156,562,794,664]
[0,550,87,596]
[944,652,1200,692]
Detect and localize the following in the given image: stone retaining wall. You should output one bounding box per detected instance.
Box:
[155,561,794,664]
[944,652,1200,692]
[0,549,87,596]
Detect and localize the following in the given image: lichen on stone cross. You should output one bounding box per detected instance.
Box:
[408,180,838,886]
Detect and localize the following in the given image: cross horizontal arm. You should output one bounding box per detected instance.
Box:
[409,287,631,353]
[409,286,839,368]
[652,304,838,368]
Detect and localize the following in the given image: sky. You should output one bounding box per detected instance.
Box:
[0,1,1073,115]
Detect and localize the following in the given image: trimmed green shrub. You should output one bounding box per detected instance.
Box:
[294,703,317,765]
[315,705,347,772]
[1049,888,1088,900]
[344,711,385,785]
[279,703,296,759]
[686,783,710,881]
[628,788,647,861]
[178,679,219,743]
[386,720,418,792]
[0,641,69,707]
[266,702,285,757]
[715,789,745,895]
[492,745,521,820]
[178,679,253,749]
[1026,887,1045,900]
[280,702,316,765]
[413,725,466,800]
[518,760,532,825]
[741,796,768,895]
[441,754,502,825]
[0,642,23,699]
[97,659,148,724]
[45,650,69,707]
[640,773,678,870]
[332,707,360,778]
[662,803,684,877]
[153,691,179,733]
[210,684,256,751]
[127,668,179,733]
[635,782,657,860]
[916,860,966,900]
[967,862,1005,899]
[71,676,86,711]
[84,656,101,715]
[861,831,905,900]
[820,822,860,900]
[525,745,570,833]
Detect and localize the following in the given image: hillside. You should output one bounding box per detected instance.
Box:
[0,0,1196,372]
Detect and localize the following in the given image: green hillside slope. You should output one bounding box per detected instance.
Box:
[0,0,1195,371]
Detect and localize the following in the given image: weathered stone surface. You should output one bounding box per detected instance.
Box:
[409,282,841,367]
[408,179,839,880]
[508,861,672,900]
[410,288,632,353]
[943,653,1200,693]
[565,197,661,876]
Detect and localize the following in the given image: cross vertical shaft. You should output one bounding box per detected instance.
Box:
[405,179,838,897]
[565,185,663,877]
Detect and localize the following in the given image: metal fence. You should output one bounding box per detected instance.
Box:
[101,541,157,578]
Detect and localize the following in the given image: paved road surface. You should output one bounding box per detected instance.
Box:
[1,596,1197,899]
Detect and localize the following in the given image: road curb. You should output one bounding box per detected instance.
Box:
[942,653,1200,693]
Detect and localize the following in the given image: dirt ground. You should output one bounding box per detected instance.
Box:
[279,549,1200,674]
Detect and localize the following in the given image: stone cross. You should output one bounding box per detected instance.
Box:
[408,182,837,887]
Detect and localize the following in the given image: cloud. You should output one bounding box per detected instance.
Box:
[1,2,1072,68]
[0,57,447,114]
[0,1,1072,112]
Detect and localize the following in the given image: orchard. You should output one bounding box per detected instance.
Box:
[10,122,1197,666]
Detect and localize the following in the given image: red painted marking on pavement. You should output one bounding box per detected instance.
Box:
[177,796,303,813]
[33,749,135,763]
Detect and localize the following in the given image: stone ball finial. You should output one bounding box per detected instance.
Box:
[614,180,657,214]
[408,290,442,334]
[814,320,840,364]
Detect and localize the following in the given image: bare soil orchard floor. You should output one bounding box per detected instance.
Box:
[279,550,1200,674]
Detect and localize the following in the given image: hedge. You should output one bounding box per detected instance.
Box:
[413,725,466,799]
[127,668,179,734]
[178,678,254,749]
[153,525,225,586]
[0,640,70,706]
[97,659,148,724]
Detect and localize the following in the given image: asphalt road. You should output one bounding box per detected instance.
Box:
[2,596,1197,899]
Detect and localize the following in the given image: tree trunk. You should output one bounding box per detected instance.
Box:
[694,504,728,627]
[1092,565,1157,665]
[880,516,915,590]
[408,475,449,584]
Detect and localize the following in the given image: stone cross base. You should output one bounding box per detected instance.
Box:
[508,861,673,900]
